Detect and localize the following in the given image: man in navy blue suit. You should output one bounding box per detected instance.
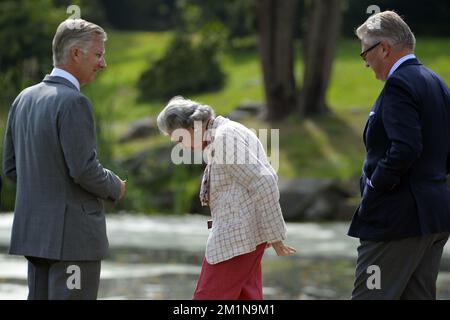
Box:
[348,11,450,299]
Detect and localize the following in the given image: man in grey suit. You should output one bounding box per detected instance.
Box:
[2,19,126,300]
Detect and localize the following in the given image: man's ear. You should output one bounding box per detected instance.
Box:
[69,47,82,63]
[381,42,391,58]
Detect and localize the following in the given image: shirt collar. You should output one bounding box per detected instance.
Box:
[388,54,416,79]
[211,116,229,130]
[50,67,80,91]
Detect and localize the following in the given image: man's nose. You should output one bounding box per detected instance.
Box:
[99,58,107,69]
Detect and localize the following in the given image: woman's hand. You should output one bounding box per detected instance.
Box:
[267,241,296,256]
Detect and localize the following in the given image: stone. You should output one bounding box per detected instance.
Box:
[226,101,264,121]
[119,116,159,143]
[278,178,356,222]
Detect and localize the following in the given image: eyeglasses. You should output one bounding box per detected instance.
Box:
[360,42,381,60]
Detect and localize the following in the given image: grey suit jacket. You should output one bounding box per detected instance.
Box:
[2,75,122,261]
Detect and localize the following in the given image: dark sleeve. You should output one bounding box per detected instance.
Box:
[371,76,422,191]
[445,86,450,174]
[2,102,18,182]
[59,95,122,201]
[447,154,450,174]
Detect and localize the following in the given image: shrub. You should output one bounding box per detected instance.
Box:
[138,35,225,101]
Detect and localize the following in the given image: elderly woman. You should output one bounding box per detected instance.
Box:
[157,96,295,300]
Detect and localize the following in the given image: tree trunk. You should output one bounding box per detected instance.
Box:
[257,0,297,121]
[299,0,342,116]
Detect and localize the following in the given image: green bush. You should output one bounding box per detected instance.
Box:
[138,35,226,101]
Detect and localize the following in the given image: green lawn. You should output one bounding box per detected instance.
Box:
[79,32,450,182]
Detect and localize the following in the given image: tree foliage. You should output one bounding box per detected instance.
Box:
[0,0,63,107]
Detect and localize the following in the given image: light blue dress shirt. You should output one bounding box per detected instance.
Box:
[387,53,416,79]
[50,67,80,91]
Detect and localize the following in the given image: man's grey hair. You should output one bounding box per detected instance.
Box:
[52,19,107,66]
[356,11,415,51]
[157,96,215,135]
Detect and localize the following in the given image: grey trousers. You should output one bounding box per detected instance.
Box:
[351,232,449,300]
[26,256,101,300]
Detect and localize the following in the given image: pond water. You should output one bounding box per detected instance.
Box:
[1,213,450,300]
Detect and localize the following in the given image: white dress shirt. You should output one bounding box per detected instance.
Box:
[50,67,80,91]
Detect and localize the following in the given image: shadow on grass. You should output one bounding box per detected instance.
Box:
[276,111,365,180]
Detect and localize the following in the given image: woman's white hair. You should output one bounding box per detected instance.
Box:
[356,11,415,50]
[52,19,107,66]
[157,96,215,135]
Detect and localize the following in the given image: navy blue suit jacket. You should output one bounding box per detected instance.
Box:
[348,58,450,241]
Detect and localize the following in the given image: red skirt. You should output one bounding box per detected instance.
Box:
[193,243,266,300]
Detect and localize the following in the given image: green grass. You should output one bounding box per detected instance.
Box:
[79,32,450,182]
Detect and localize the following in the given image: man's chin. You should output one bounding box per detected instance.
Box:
[85,74,97,84]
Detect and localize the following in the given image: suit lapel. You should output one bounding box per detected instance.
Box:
[362,118,369,146]
[363,88,385,146]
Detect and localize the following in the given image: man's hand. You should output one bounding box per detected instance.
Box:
[267,241,296,256]
[119,179,127,200]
